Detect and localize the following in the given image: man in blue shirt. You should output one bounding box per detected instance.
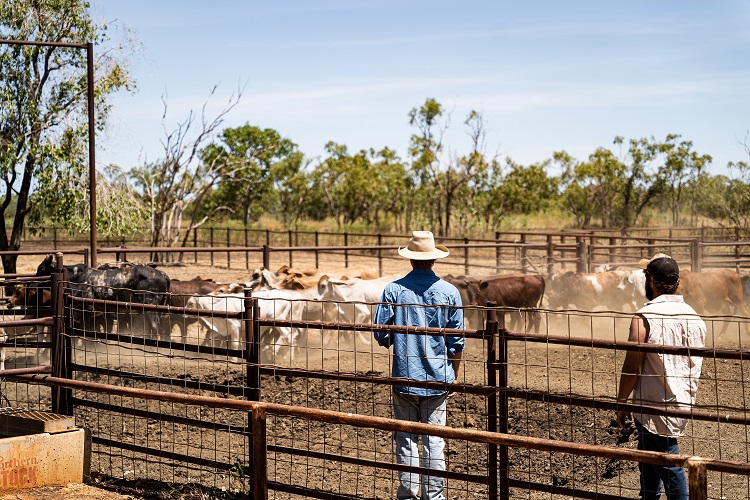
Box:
[373,230,465,500]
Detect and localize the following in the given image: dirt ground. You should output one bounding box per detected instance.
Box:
[1,253,749,499]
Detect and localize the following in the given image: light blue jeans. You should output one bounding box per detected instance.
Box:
[392,390,448,500]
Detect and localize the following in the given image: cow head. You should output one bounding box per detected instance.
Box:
[36,255,56,277]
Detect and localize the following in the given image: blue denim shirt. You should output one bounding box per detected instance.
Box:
[373,269,465,396]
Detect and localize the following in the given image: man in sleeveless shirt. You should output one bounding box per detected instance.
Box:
[617,253,707,500]
[373,231,465,500]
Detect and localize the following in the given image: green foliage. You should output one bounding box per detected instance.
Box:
[200,124,300,226]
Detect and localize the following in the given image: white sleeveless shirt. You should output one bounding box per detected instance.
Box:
[633,294,707,437]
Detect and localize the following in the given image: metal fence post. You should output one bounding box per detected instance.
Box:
[51,253,71,415]
[686,458,707,500]
[193,228,198,264]
[497,310,509,499]
[486,303,499,500]
[251,406,268,500]
[464,237,470,275]
[520,234,527,274]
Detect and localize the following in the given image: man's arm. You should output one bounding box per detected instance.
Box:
[447,351,462,397]
[616,314,649,429]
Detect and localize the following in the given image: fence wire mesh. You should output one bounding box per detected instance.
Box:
[1,270,750,498]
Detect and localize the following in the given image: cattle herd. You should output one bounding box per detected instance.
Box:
[3,254,750,368]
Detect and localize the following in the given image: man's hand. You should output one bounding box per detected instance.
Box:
[617,409,632,430]
[448,379,459,399]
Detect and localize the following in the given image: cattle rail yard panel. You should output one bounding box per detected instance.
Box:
[1,265,750,498]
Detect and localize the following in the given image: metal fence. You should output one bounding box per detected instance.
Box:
[14,225,750,276]
[0,257,749,498]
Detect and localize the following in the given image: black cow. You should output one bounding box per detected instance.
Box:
[36,255,170,337]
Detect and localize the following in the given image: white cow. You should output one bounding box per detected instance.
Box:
[186,284,319,364]
[315,275,400,349]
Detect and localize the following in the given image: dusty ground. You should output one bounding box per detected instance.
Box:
[0,253,748,499]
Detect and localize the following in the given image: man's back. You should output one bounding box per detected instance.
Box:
[633,294,707,437]
[373,268,464,396]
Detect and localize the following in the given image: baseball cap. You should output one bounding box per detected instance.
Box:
[638,253,680,285]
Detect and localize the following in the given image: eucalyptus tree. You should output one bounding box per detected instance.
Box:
[0,0,134,272]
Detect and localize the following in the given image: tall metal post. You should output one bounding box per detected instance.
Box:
[85,43,98,269]
[464,237,470,275]
[486,303,499,499]
[251,406,268,500]
[497,311,509,499]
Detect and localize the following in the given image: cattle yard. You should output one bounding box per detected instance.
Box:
[0,238,749,499]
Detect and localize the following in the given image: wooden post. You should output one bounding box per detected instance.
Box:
[546,235,554,275]
[609,236,616,265]
[576,237,588,273]
[226,228,231,269]
[314,231,320,269]
[495,231,501,272]
[193,228,198,264]
[344,232,349,268]
[288,230,293,267]
[210,227,214,266]
[377,234,383,277]
[251,406,268,500]
[53,228,58,250]
[245,229,250,270]
[486,304,499,500]
[464,237,470,275]
[686,458,707,500]
[560,235,566,271]
[735,226,741,273]
[265,229,270,246]
[520,233,527,274]
[262,245,270,270]
[691,239,701,272]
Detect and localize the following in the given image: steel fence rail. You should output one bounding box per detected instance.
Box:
[4,373,749,499]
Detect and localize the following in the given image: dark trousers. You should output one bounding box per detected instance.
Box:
[635,419,688,500]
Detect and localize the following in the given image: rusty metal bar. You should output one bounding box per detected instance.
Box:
[93,435,234,473]
[503,386,750,426]
[687,457,707,500]
[268,444,487,484]
[497,314,509,499]
[0,317,53,328]
[68,327,246,359]
[74,397,249,435]
[251,406,267,500]
[259,366,492,395]
[0,366,51,376]
[70,363,248,397]
[0,38,87,49]
[501,327,750,360]
[14,373,750,474]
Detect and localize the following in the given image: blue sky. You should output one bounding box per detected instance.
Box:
[92,1,750,176]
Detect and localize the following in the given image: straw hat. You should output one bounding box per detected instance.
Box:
[398,231,450,260]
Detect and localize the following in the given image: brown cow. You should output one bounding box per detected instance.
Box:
[445,274,545,332]
[164,278,224,342]
[678,270,750,337]
[6,283,51,309]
